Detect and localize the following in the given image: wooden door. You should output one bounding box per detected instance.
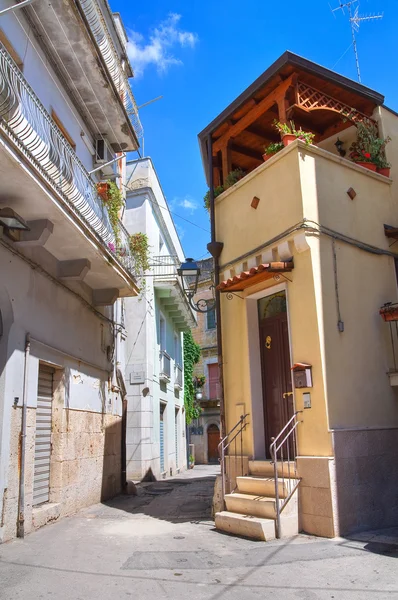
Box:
[259,313,294,458]
[207,424,220,463]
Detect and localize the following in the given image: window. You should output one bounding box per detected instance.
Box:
[206,307,216,330]
[174,332,180,365]
[208,363,219,400]
[51,110,76,150]
[159,315,166,351]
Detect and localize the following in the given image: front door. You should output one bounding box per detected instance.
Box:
[258,292,294,458]
[207,424,220,463]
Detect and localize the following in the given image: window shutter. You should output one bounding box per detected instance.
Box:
[208,363,219,400]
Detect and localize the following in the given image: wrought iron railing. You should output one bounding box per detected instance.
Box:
[78,0,143,140]
[218,413,249,501]
[159,351,171,380]
[150,255,179,280]
[269,411,302,539]
[0,45,136,277]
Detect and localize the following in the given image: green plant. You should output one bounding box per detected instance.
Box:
[224,168,246,189]
[129,233,150,293]
[189,454,194,464]
[348,118,391,167]
[183,331,202,424]
[273,119,315,145]
[102,181,123,245]
[193,375,206,388]
[264,141,284,156]
[204,185,224,211]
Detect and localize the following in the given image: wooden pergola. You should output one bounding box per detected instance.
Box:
[199,52,384,187]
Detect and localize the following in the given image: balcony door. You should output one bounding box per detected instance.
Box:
[258,291,294,458]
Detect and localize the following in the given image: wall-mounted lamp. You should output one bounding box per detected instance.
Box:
[0,207,30,231]
[334,138,346,157]
[177,258,215,313]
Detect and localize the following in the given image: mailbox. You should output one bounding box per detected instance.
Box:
[292,363,313,388]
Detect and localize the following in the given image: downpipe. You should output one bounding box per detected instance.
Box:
[17,333,30,539]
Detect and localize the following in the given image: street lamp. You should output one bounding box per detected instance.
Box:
[0,207,30,231]
[177,258,216,314]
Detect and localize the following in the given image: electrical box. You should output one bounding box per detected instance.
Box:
[292,363,313,388]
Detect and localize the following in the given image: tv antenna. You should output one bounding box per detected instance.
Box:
[331,1,383,82]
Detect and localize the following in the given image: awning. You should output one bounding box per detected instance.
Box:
[217,261,294,292]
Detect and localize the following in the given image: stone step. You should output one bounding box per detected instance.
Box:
[225,492,277,519]
[236,476,297,498]
[215,511,276,541]
[249,460,296,478]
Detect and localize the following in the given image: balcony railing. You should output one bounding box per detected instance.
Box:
[0,46,136,278]
[175,364,183,389]
[151,255,180,281]
[159,351,171,381]
[78,0,143,140]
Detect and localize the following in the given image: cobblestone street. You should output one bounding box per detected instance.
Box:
[0,465,397,599]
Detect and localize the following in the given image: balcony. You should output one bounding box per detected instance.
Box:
[21,0,141,151]
[214,141,393,274]
[159,351,171,382]
[151,255,196,331]
[0,47,139,301]
[174,364,183,390]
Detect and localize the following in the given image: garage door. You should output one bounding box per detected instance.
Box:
[33,364,54,506]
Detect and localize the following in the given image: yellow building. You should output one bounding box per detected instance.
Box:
[198,52,398,540]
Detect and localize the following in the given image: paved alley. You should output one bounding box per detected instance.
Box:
[0,465,398,600]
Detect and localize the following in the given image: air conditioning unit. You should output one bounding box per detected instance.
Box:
[94,137,118,177]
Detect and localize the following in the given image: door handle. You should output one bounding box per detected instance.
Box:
[282,392,293,398]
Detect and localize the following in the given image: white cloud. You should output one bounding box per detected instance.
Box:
[179,198,198,212]
[127,13,198,78]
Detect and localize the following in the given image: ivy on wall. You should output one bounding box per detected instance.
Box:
[183,330,202,424]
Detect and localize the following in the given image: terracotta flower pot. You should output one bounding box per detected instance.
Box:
[377,167,391,177]
[262,153,273,162]
[356,161,377,172]
[282,134,296,147]
[380,306,398,322]
[96,182,110,201]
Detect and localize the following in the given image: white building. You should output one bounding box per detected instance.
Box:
[123,158,196,480]
[0,0,142,541]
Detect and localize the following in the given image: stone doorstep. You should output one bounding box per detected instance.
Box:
[32,502,61,531]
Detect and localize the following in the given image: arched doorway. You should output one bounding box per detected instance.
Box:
[207,424,220,464]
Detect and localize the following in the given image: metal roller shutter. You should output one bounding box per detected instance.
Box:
[33,364,54,506]
[160,404,165,473]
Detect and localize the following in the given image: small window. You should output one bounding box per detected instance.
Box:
[0,30,23,70]
[208,363,219,400]
[51,110,76,150]
[206,307,216,330]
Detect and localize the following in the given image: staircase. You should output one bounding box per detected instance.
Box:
[216,412,302,541]
[215,459,299,541]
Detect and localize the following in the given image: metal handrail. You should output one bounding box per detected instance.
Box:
[0,45,137,278]
[218,413,249,502]
[78,0,143,139]
[270,410,302,538]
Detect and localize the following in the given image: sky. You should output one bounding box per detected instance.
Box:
[110,0,398,261]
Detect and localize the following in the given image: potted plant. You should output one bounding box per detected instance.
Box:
[224,168,246,189]
[263,141,284,161]
[189,454,195,469]
[274,120,315,147]
[193,375,206,388]
[204,185,224,211]
[380,303,398,322]
[96,181,110,201]
[349,119,391,173]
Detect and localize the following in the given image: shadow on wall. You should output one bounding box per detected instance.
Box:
[333,429,398,535]
[101,416,123,502]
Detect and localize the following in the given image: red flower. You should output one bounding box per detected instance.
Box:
[363,152,371,159]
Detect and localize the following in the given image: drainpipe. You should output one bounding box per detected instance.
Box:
[206,134,225,439]
[17,333,30,539]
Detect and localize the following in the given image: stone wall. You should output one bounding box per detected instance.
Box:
[1,397,122,543]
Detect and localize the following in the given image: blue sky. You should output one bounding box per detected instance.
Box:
[111,0,398,261]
